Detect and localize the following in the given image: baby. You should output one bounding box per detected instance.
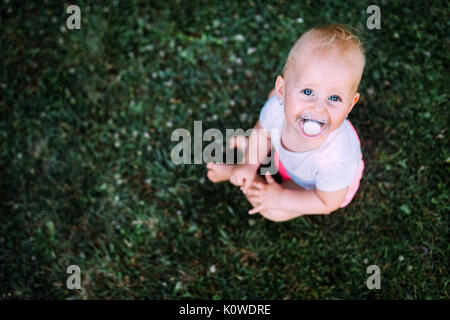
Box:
[206,24,365,222]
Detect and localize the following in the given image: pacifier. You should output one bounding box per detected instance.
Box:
[297,114,330,138]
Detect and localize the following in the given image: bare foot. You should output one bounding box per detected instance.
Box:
[206,136,250,183]
[206,163,233,183]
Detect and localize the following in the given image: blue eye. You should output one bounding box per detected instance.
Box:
[329,95,341,102]
[302,89,313,96]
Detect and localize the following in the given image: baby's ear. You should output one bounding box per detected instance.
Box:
[348,92,360,114]
[275,75,285,98]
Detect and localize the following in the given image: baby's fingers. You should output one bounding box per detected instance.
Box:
[251,181,264,190]
[264,172,275,184]
[248,205,262,215]
[242,177,254,193]
[243,188,259,197]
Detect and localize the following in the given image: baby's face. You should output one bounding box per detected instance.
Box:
[278,47,362,140]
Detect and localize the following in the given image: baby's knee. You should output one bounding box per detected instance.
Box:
[261,209,291,222]
[245,202,290,222]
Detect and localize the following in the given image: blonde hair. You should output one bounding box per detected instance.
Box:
[283,24,365,78]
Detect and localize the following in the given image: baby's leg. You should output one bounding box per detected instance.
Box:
[206,162,233,183]
[206,136,249,183]
[245,194,303,222]
[244,179,305,222]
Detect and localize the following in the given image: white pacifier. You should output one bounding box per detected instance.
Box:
[303,120,321,136]
[297,114,330,138]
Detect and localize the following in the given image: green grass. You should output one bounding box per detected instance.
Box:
[1,0,448,299]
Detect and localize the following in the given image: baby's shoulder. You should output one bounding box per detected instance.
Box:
[259,95,284,131]
[315,121,361,164]
[260,95,283,114]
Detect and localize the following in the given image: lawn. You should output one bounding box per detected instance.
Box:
[0,0,448,299]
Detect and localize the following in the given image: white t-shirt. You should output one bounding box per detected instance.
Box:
[259,95,362,192]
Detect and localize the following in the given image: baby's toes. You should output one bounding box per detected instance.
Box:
[206,168,221,183]
[206,163,232,183]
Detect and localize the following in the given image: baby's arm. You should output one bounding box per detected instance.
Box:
[279,187,348,215]
[247,176,348,221]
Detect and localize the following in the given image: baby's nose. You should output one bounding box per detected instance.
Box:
[313,100,327,112]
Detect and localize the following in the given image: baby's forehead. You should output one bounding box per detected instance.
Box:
[298,45,362,67]
[289,46,364,85]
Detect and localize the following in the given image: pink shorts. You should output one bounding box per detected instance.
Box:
[274,121,364,208]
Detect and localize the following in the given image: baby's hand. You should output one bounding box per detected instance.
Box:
[230,164,258,192]
[246,173,283,215]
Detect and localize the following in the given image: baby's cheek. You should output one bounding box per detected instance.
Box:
[286,99,303,115]
[331,115,347,130]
